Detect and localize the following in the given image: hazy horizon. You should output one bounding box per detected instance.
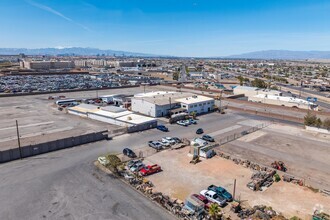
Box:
[1,0,329,57]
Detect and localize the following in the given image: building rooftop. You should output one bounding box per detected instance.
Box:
[117,113,156,125]
[133,92,195,105]
[90,109,132,119]
[254,94,316,105]
[68,104,99,113]
[175,95,214,104]
[134,91,176,98]
[101,105,126,113]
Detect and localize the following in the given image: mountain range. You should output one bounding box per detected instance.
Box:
[1,47,330,60]
[226,50,330,60]
[0,47,159,57]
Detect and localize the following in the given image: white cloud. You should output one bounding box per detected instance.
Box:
[25,0,91,32]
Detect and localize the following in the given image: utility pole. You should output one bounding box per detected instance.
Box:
[96,90,99,98]
[16,120,23,160]
[233,179,236,200]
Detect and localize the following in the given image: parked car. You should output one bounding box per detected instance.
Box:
[157,125,169,132]
[130,162,145,172]
[207,185,233,202]
[196,128,204,134]
[202,134,215,142]
[192,194,212,209]
[172,137,182,143]
[139,164,161,176]
[127,159,141,169]
[123,148,136,158]
[159,140,171,147]
[177,120,188,126]
[162,137,176,145]
[189,119,197,124]
[200,190,227,207]
[97,156,109,165]
[148,141,163,150]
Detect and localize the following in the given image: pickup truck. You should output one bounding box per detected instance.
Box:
[139,164,161,176]
[200,190,227,207]
[208,185,233,202]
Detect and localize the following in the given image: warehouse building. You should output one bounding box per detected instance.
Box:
[176,95,215,114]
[131,91,215,117]
[68,104,157,132]
[233,86,282,97]
[248,94,318,111]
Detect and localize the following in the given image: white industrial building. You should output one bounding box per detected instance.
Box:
[233,86,282,97]
[99,94,121,104]
[176,95,215,114]
[131,91,215,117]
[248,94,319,111]
[68,104,157,131]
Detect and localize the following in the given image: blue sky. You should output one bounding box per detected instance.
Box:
[0,0,329,57]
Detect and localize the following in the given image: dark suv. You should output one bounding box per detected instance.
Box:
[123,148,136,158]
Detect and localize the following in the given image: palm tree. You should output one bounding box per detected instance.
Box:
[208,203,221,220]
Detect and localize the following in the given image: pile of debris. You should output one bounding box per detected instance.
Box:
[247,170,276,191]
[282,174,303,186]
[238,205,286,220]
[271,161,287,172]
[217,151,272,172]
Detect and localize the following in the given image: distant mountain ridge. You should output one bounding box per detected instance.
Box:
[227,50,330,60]
[0,47,162,57]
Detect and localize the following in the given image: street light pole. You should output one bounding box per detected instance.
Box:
[16,120,23,160]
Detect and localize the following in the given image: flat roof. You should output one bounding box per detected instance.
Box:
[254,94,315,105]
[117,113,156,125]
[68,104,99,113]
[175,95,214,104]
[134,91,176,98]
[101,105,126,113]
[90,109,132,119]
[133,92,194,105]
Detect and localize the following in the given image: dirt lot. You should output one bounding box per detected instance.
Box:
[222,124,330,190]
[144,147,330,219]
[0,86,163,150]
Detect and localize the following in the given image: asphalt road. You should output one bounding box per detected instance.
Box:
[0,112,263,220]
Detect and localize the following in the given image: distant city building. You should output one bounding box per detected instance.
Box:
[21,60,75,70]
[74,60,88,67]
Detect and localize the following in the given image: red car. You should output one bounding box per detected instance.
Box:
[139,164,161,176]
[192,194,212,209]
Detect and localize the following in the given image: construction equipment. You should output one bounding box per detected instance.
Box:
[271,161,287,172]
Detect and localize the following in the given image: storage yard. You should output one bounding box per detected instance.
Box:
[142,147,330,218]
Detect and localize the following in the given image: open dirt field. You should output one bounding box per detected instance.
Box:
[144,147,330,219]
[222,124,330,190]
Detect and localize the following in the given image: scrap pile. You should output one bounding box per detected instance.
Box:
[217,151,272,172]
[271,161,287,172]
[237,205,286,220]
[247,170,276,191]
[282,174,303,186]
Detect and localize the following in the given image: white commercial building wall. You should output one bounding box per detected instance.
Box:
[181,100,214,114]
